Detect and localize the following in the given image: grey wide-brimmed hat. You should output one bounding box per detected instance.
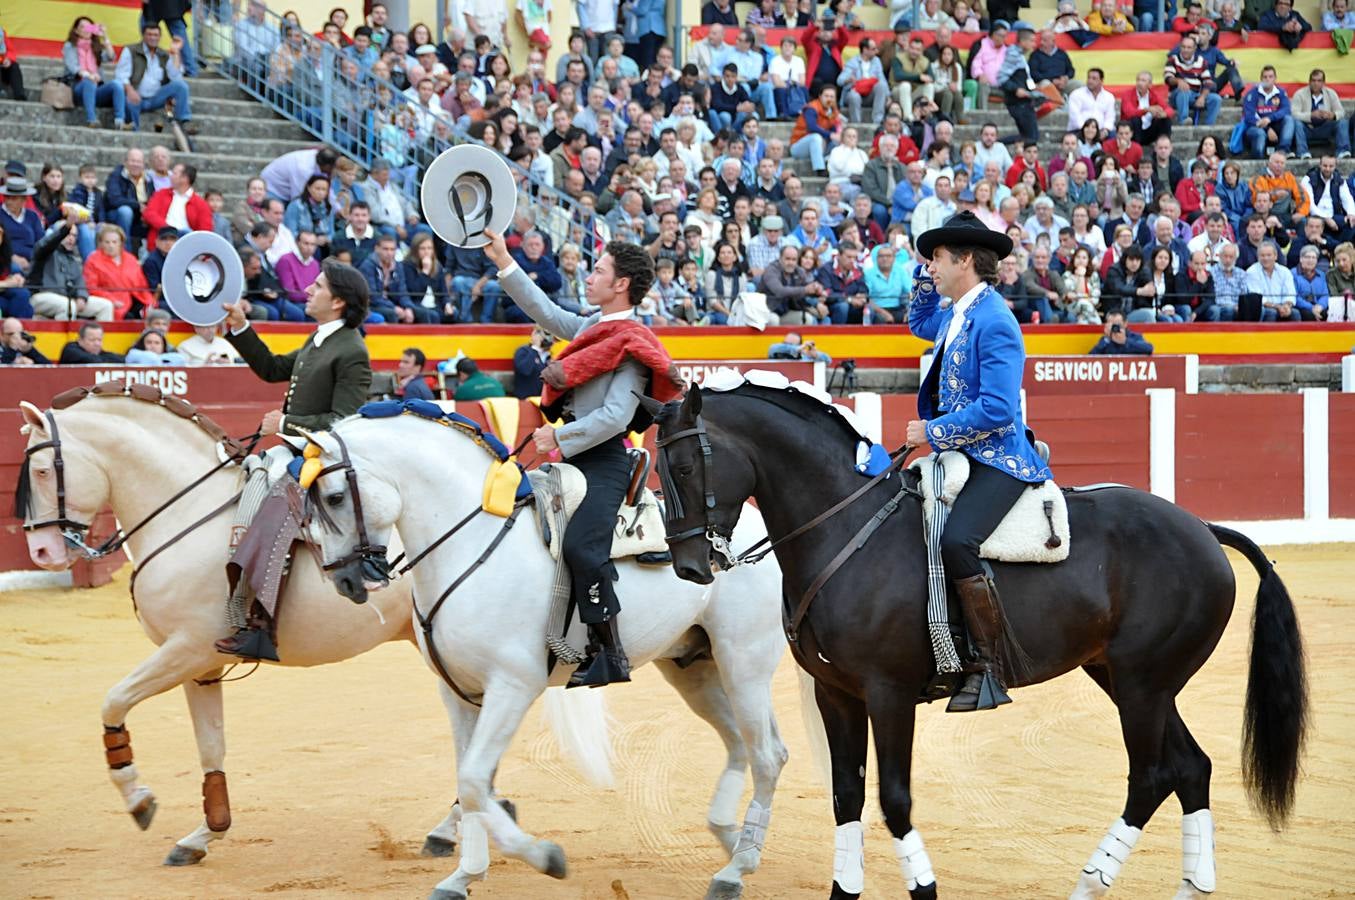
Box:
[2,176,37,197]
[915,210,1014,261]
[421,145,517,249]
[162,231,246,326]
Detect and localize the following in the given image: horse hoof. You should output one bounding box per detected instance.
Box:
[427,890,466,900]
[829,882,861,900]
[538,840,567,879]
[421,835,457,857]
[911,883,938,900]
[130,797,157,831]
[705,878,743,899]
[498,797,517,822]
[163,844,206,866]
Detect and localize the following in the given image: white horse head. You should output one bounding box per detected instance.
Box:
[19,399,118,570]
[299,414,488,605]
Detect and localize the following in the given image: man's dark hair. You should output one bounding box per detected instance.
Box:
[316,147,338,169]
[403,347,427,370]
[237,246,258,266]
[1087,67,1105,79]
[178,164,198,186]
[78,321,102,339]
[455,357,480,376]
[349,200,370,214]
[264,197,284,214]
[1122,245,1145,264]
[818,81,836,98]
[681,63,698,78]
[249,221,276,239]
[354,25,373,39]
[1058,226,1074,238]
[322,260,371,328]
[605,240,656,306]
[941,245,1001,285]
[723,62,739,75]
[564,126,586,145]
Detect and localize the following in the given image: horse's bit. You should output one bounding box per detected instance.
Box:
[305,431,393,586]
[653,414,739,570]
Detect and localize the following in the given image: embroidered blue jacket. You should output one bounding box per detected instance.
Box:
[908,269,1051,483]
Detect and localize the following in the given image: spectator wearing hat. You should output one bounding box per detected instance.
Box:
[141,226,181,303]
[114,22,197,134]
[1,177,46,274]
[143,163,212,251]
[746,214,789,278]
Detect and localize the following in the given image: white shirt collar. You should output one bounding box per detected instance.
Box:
[598,308,636,322]
[312,318,346,347]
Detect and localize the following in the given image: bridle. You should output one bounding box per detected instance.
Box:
[654,414,739,569]
[654,408,917,573]
[305,431,393,586]
[19,408,256,560]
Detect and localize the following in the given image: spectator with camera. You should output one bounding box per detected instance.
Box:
[2,318,49,365]
[768,331,831,364]
[513,325,554,398]
[1090,310,1154,355]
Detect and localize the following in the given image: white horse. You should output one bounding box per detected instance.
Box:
[300,410,792,900]
[15,391,598,867]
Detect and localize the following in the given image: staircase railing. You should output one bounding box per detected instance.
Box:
[191,0,600,265]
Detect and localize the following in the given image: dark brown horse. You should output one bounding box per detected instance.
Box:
[646,384,1307,900]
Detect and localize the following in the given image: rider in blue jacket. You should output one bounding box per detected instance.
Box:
[907,210,1051,712]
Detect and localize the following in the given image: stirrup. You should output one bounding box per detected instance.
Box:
[566,650,631,689]
[945,670,1011,713]
[214,627,279,662]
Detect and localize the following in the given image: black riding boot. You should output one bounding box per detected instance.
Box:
[215,610,279,662]
[567,616,631,689]
[946,574,1011,713]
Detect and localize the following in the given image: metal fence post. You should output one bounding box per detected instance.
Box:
[321,45,333,147]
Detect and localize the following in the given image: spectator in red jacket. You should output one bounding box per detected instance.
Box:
[1101,121,1144,172]
[1120,70,1174,147]
[1174,159,1215,222]
[800,14,848,94]
[1005,143,1048,191]
[142,162,212,250]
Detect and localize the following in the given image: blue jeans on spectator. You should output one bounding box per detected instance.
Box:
[450,275,504,323]
[251,296,307,321]
[1135,11,1155,30]
[76,223,96,260]
[870,201,890,231]
[1029,296,1056,323]
[127,80,192,129]
[1,285,34,318]
[501,301,533,324]
[1171,89,1220,126]
[744,80,777,120]
[1245,118,1295,158]
[708,109,748,134]
[1295,118,1351,157]
[1206,303,1236,321]
[1263,305,1301,321]
[74,78,126,125]
[791,133,829,172]
[368,300,397,323]
[109,204,137,244]
[705,311,729,325]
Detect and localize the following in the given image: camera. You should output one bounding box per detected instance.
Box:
[1110,324,1123,334]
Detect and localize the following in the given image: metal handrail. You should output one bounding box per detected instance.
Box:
[190,0,600,265]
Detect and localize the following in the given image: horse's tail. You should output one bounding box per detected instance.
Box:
[796,668,833,793]
[542,686,616,789]
[1209,523,1309,831]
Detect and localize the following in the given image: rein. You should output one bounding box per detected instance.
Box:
[654,402,925,644]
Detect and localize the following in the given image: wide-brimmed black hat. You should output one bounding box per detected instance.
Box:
[915,210,1014,261]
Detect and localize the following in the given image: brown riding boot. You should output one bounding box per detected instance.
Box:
[215,609,279,662]
[946,574,1012,713]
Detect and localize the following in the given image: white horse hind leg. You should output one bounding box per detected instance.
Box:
[101,640,214,832]
[653,659,749,857]
[1070,819,1142,899]
[165,674,231,866]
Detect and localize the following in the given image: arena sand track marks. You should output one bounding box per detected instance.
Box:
[1,544,1351,898]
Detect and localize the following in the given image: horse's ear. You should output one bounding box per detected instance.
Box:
[294,427,338,458]
[680,383,702,419]
[19,402,46,434]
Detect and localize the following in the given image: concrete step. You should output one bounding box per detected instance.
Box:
[2,100,311,141]
[19,64,251,102]
[6,120,314,160]
[0,141,264,184]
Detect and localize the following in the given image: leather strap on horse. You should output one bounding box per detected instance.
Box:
[202,771,231,832]
[103,725,133,768]
[129,490,244,606]
[786,480,918,644]
[416,502,528,707]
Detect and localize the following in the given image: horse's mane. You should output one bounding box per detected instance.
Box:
[712,383,866,454]
[45,381,252,461]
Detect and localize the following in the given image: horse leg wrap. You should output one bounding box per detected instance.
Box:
[1180,809,1216,893]
[894,829,936,892]
[734,800,771,854]
[202,771,231,832]
[103,725,133,768]
[833,821,865,895]
[1081,818,1141,891]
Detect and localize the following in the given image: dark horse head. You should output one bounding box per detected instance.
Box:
[646,386,758,585]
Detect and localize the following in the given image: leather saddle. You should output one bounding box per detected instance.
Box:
[528,449,671,564]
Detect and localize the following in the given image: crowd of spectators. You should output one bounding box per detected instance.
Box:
[5,0,1355,370]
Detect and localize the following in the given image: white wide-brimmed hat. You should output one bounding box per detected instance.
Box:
[162,231,246,326]
[420,145,517,250]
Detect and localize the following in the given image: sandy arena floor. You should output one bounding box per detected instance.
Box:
[2,544,1352,899]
